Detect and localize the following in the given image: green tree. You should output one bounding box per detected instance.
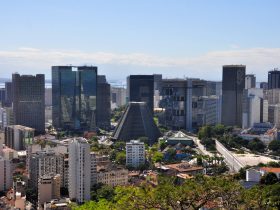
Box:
[159,139,167,151]
[268,140,280,152]
[116,151,126,165]
[213,124,226,136]
[198,125,213,139]
[247,138,265,153]
[260,172,279,185]
[96,185,115,201]
[72,200,113,210]
[152,151,163,163]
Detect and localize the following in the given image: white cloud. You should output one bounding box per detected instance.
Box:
[0,47,278,81]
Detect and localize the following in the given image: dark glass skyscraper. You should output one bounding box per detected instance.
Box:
[268,69,280,89]
[222,65,245,127]
[52,66,97,131]
[12,74,45,133]
[4,82,12,107]
[96,75,111,130]
[127,75,154,112]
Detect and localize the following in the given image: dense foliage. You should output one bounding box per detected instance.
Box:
[72,175,280,210]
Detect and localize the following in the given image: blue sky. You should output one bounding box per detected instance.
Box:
[0,0,280,82]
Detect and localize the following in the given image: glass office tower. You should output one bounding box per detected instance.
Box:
[52,66,97,131]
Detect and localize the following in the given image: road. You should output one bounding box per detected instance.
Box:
[186,135,214,157]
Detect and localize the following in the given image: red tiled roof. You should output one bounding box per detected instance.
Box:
[260,167,280,173]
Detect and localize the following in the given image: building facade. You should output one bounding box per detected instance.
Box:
[0,156,12,191]
[126,140,145,168]
[52,66,97,131]
[68,138,91,203]
[38,174,61,208]
[96,75,111,130]
[242,89,268,129]
[111,87,126,109]
[12,74,45,133]
[29,150,64,188]
[245,74,256,89]
[113,102,161,145]
[268,69,280,89]
[96,167,128,187]
[4,125,34,150]
[127,75,155,113]
[222,65,245,127]
[160,79,220,131]
[4,82,12,107]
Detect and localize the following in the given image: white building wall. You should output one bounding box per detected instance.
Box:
[263,100,269,122]
[69,138,91,203]
[246,168,261,182]
[126,140,145,168]
[249,96,261,128]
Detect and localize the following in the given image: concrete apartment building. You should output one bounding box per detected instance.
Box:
[29,150,64,188]
[242,89,269,129]
[0,156,12,191]
[69,138,91,203]
[4,125,34,150]
[96,166,128,187]
[126,140,145,168]
[38,174,61,209]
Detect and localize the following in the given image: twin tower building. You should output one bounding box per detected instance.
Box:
[11,66,111,135]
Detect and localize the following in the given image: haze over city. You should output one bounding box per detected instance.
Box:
[1,0,280,81]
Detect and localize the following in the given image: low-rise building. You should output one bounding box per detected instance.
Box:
[44,198,71,210]
[260,167,280,179]
[165,131,193,146]
[246,168,261,182]
[97,165,128,187]
[160,162,203,176]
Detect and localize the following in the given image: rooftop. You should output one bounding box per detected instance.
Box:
[260,167,280,173]
[164,163,203,173]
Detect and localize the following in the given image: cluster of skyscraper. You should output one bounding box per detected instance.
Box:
[0,65,111,134]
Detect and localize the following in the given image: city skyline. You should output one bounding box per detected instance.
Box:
[1,1,280,81]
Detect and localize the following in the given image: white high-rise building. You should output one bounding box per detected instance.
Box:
[245,74,256,89]
[242,88,268,129]
[243,95,261,128]
[111,87,126,109]
[69,138,91,203]
[126,140,145,168]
